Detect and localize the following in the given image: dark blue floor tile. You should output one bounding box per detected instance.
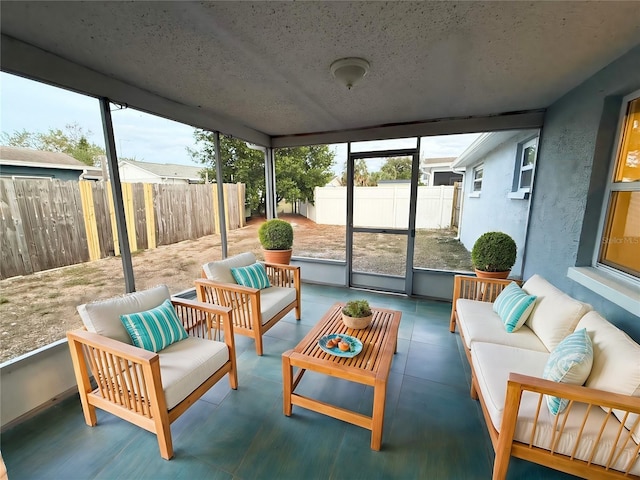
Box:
[1,284,576,480]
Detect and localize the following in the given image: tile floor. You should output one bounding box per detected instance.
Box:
[1,284,577,479]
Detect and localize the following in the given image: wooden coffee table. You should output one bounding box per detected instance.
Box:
[282,302,401,450]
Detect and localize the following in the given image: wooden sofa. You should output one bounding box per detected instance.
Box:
[195,252,301,355]
[450,274,640,479]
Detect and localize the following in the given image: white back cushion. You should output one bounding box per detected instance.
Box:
[578,311,640,442]
[77,285,171,344]
[203,252,257,284]
[523,274,591,351]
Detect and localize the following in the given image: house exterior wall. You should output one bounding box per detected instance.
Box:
[0,165,81,181]
[525,45,640,341]
[458,131,535,278]
[119,163,191,184]
[119,162,162,183]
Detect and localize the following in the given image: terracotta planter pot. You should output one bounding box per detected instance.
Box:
[341,312,373,330]
[263,249,292,265]
[474,269,510,280]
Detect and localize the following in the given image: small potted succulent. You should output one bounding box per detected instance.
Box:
[471,231,517,279]
[258,218,294,264]
[341,299,373,330]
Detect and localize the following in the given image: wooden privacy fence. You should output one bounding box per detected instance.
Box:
[0,179,245,279]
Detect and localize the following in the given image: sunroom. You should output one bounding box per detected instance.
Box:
[1,2,639,479]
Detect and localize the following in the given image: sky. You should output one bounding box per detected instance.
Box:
[0,72,479,172]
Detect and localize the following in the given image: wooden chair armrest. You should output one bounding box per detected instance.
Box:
[263,262,300,272]
[194,278,259,295]
[171,297,234,340]
[67,329,157,363]
[66,329,165,422]
[263,262,301,289]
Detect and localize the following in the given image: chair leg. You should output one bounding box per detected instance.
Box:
[80,396,98,427]
[255,335,264,356]
[154,410,174,460]
[295,304,301,320]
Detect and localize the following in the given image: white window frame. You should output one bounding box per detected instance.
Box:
[568,89,640,315]
[509,137,538,199]
[470,164,483,197]
[517,137,537,191]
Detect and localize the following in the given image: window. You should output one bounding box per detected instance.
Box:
[472,164,483,194]
[517,137,537,190]
[509,137,537,199]
[597,92,640,279]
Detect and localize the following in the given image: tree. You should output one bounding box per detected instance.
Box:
[274,145,335,212]
[340,159,377,186]
[1,123,104,166]
[188,131,266,212]
[188,130,335,215]
[379,157,413,180]
[340,156,414,185]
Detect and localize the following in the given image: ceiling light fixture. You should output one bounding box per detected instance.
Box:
[330,57,370,90]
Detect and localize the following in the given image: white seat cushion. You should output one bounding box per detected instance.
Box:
[77,285,171,345]
[159,336,229,409]
[203,252,257,284]
[578,311,640,443]
[471,342,639,475]
[457,299,548,352]
[260,286,297,324]
[472,342,550,430]
[523,275,592,351]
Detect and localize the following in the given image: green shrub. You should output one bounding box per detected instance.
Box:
[471,232,517,272]
[342,299,372,318]
[258,219,294,250]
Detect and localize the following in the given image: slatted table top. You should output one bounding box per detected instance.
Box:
[285,302,401,383]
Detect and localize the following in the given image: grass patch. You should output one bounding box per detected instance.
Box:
[63,276,91,287]
[0,297,8,304]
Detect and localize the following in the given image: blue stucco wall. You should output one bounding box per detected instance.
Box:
[459,130,537,279]
[0,165,82,181]
[524,45,640,340]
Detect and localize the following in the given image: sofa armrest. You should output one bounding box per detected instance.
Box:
[450,275,515,332]
[493,372,640,479]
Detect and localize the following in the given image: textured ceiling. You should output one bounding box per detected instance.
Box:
[1,1,639,140]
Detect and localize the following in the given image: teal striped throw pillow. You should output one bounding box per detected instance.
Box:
[543,328,593,415]
[120,299,188,352]
[493,282,537,332]
[231,263,271,289]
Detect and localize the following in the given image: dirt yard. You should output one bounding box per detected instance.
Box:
[0,214,471,362]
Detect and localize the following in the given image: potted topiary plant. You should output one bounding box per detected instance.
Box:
[471,231,517,279]
[258,218,294,264]
[341,299,373,330]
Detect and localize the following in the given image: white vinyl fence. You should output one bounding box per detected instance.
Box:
[300,185,454,229]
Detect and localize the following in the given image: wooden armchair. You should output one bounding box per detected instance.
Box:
[67,285,237,460]
[196,252,301,355]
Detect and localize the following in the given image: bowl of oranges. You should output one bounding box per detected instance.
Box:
[318,334,363,357]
